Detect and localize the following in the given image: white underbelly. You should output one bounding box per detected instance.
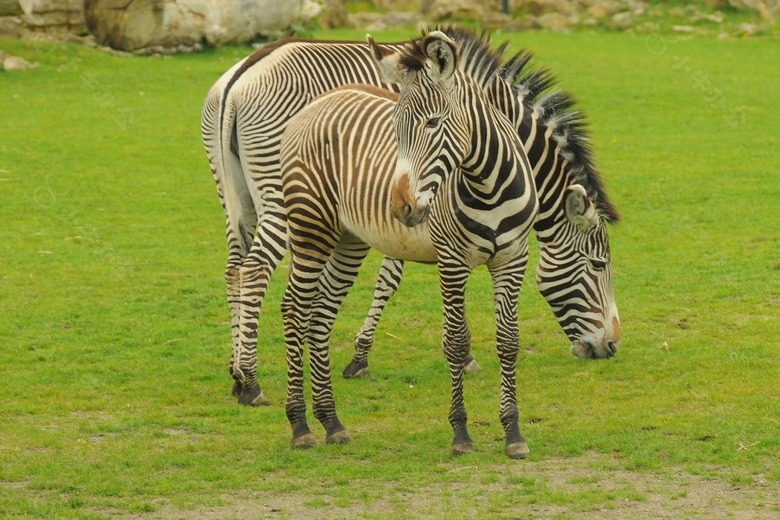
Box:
[342,216,437,263]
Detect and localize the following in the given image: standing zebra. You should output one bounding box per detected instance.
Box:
[279,31,539,458]
[201,27,620,407]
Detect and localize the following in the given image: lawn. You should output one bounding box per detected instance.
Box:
[0,26,778,519]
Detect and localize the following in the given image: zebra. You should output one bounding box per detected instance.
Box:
[201,27,620,407]
[279,31,539,458]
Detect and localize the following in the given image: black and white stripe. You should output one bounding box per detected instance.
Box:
[201,27,621,407]
[278,32,539,458]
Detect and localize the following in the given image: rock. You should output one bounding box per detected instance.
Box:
[611,11,633,30]
[736,21,760,35]
[347,12,382,30]
[3,54,37,70]
[350,9,424,30]
[635,21,659,32]
[533,11,579,31]
[428,0,484,21]
[320,0,348,29]
[587,1,624,19]
[482,11,511,31]
[0,0,22,16]
[366,11,422,31]
[587,3,608,19]
[83,0,321,52]
[521,0,554,16]
[0,0,86,38]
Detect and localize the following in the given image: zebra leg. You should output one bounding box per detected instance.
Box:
[281,264,318,449]
[488,253,530,460]
[233,207,288,406]
[225,256,242,397]
[343,257,404,379]
[311,238,371,443]
[282,199,343,448]
[439,262,474,456]
[344,257,480,378]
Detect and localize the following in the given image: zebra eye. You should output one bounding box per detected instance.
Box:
[425,117,440,128]
[589,259,607,271]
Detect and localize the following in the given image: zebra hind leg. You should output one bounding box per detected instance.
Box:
[281,286,317,449]
[233,253,270,407]
[344,257,404,379]
[225,265,266,406]
[344,257,481,379]
[312,239,371,443]
[231,210,289,406]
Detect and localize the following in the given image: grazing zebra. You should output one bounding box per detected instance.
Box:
[201,27,620,407]
[279,31,539,458]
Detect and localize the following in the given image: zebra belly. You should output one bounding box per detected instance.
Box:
[341,215,438,263]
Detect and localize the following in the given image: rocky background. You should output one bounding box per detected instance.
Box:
[1,0,778,63]
[0,0,322,52]
[325,1,778,37]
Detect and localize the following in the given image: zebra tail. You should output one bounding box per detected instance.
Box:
[218,94,257,257]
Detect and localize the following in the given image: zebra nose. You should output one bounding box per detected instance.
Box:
[607,341,618,356]
[403,203,414,221]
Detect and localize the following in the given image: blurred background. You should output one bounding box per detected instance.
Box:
[1,0,778,62]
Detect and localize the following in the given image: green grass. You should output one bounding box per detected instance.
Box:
[1,27,778,518]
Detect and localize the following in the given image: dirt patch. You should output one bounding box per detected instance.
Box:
[102,452,778,519]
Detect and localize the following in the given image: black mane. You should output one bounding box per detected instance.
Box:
[503,53,620,222]
[401,26,620,223]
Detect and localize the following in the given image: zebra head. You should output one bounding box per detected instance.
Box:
[369,31,468,228]
[536,184,620,359]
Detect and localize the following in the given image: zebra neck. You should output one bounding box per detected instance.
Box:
[533,176,574,243]
[460,106,527,197]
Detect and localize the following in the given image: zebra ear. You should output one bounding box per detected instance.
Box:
[565,184,600,231]
[422,31,458,88]
[367,34,403,85]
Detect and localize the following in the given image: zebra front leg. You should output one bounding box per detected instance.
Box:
[489,255,530,459]
[439,263,474,456]
[233,209,288,406]
[344,257,404,379]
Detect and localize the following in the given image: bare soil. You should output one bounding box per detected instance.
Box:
[106,452,778,519]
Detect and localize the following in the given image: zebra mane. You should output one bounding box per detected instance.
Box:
[503,53,620,223]
[405,26,619,223]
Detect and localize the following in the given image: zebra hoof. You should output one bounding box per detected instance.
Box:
[291,433,318,449]
[506,441,530,459]
[343,360,370,379]
[451,441,474,456]
[237,385,269,406]
[326,429,352,445]
[464,355,481,374]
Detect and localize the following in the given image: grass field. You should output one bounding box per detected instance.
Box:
[1,26,778,519]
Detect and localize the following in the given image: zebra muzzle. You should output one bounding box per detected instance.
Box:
[391,197,430,227]
[390,173,432,227]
